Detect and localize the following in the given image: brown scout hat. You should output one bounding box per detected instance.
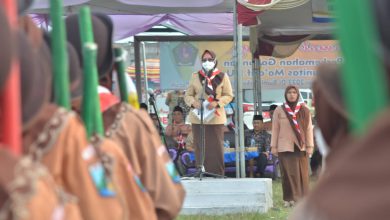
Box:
[0,6,15,90]
[19,30,52,125]
[42,33,83,100]
[65,13,114,79]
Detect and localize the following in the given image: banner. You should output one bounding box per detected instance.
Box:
[160,40,341,90]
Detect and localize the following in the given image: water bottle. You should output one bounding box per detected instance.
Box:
[266,146,272,160]
[224,140,230,148]
[250,138,256,148]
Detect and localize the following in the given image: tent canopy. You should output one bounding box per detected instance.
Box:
[255,0,332,36]
[31,0,332,49]
[30,0,234,14]
[31,0,333,39]
[250,0,333,57]
[30,0,235,40]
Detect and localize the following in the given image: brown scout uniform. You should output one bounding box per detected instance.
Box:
[0,147,82,220]
[66,37,158,220]
[66,12,178,219]
[0,9,79,220]
[289,110,390,220]
[23,104,157,220]
[103,102,186,220]
[94,135,158,220]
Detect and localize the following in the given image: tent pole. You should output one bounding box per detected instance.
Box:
[237,23,246,178]
[254,55,262,115]
[141,42,149,107]
[134,38,142,103]
[233,0,240,178]
[252,56,259,115]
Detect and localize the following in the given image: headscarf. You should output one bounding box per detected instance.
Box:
[198,49,225,97]
[282,85,310,146]
[284,85,300,110]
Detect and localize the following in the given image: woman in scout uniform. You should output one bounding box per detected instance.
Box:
[185,50,234,175]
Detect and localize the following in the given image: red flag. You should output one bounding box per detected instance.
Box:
[0,0,22,156]
[237,0,270,26]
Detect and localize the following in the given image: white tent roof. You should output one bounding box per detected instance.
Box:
[30,0,234,14]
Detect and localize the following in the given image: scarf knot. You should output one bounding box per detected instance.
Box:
[284,102,302,134]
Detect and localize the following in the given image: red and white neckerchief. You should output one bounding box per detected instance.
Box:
[98,86,120,112]
[199,68,221,91]
[199,69,222,117]
[284,102,302,134]
[177,132,185,150]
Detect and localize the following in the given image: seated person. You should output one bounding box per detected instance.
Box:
[269,104,278,120]
[149,113,158,126]
[165,106,191,149]
[245,115,271,177]
[264,104,278,133]
[139,102,148,111]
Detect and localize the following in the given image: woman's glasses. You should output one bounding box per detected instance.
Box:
[202,58,215,62]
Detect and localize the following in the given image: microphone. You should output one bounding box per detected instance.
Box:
[147,88,155,100]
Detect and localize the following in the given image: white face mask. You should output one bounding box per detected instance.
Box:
[202,60,216,72]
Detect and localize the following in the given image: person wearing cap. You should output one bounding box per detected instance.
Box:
[185,50,234,176]
[18,15,159,219]
[0,9,82,220]
[0,144,83,220]
[17,23,123,220]
[64,40,157,220]
[66,13,185,220]
[20,18,87,220]
[271,85,314,207]
[263,104,278,133]
[165,90,188,124]
[290,1,390,218]
[139,102,148,111]
[269,104,278,120]
[245,115,271,178]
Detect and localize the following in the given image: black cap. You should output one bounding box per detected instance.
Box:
[269,104,277,111]
[173,106,183,113]
[253,115,263,121]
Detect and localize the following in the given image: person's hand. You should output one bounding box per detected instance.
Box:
[271,147,278,157]
[306,146,314,158]
[192,101,201,109]
[207,101,218,110]
[262,151,269,159]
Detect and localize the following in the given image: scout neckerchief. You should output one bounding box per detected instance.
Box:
[98,85,119,112]
[198,68,221,92]
[282,103,305,146]
[198,69,222,117]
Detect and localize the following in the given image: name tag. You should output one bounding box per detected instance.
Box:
[165,161,181,184]
[88,163,116,197]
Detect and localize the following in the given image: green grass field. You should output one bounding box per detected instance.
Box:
[177,180,293,220]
